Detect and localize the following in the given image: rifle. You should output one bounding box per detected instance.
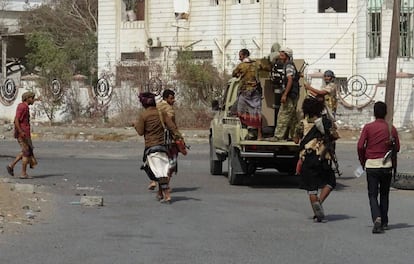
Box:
[321,115,341,176]
[391,137,398,181]
[383,120,398,181]
[383,136,397,181]
[323,130,341,177]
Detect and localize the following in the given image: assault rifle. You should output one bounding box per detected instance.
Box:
[383,136,397,181]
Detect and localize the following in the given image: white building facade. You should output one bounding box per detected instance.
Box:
[76,1,414,128]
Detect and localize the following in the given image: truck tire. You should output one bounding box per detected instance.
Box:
[228,146,246,185]
[391,172,414,190]
[209,136,223,175]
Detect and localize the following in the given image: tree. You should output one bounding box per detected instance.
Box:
[175,52,229,107]
[19,0,98,122]
[20,0,98,78]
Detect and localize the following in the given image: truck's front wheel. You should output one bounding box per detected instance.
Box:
[228,146,246,185]
[209,136,223,175]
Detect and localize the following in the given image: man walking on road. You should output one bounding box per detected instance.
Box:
[144,89,182,191]
[6,91,38,179]
[357,101,400,233]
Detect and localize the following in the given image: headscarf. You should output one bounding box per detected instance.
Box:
[138,92,156,108]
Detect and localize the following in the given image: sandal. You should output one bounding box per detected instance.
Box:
[156,189,164,201]
[6,165,14,176]
[160,197,171,204]
[148,181,157,190]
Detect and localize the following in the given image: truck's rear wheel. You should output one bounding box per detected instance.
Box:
[209,136,223,175]
[228,146,246,185]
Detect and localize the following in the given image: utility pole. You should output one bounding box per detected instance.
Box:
[385,0,401,124]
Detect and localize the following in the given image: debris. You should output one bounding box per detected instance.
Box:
[12,183,36,193]
[25,210,36,219]
[80,196,104,206]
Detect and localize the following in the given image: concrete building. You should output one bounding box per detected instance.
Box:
[1,1,413,128]
[97,0,414,128]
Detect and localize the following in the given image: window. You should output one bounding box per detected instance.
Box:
[116,65,149,87]
[122,0,145,21]
[177,50,213,60]
[400,1,414,57]
[318,0,347,13]
[121,52,146,61]
[232,0,241,4]
[367,0,382,58]
[210,0,219,5]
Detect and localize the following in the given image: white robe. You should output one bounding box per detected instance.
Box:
[146,152,169,179]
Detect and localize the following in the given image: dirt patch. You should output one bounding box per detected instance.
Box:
[0,178,53,235]
[337,129,361,140]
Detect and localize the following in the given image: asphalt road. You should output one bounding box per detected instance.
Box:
[0,140,414,264]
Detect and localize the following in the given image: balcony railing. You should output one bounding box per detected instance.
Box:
[121,20,145,29]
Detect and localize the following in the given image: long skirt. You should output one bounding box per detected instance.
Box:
[237,90,262,128]
[300,152,336,192]
[147,152,170,179]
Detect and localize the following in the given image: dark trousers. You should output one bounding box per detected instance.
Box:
[366,168,392,224]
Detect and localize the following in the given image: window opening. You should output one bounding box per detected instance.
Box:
[367,0,382,58]
[400,0,414,57]
[318,0,348,13]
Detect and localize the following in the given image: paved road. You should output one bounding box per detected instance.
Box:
[0,140,414,264]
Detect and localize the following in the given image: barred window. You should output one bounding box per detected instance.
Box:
[367,0,382,58]
[400,1,414,57]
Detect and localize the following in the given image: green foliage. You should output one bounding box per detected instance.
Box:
[175,52,229,107]
[20,1,97,81]
[25,32,71,83]
[19,0,98,123]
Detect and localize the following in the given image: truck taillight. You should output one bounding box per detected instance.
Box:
[245,145,257,151]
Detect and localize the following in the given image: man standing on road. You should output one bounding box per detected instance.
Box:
[357,101,400,233]
[6,91,38,179]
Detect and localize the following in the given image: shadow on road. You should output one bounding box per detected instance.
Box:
[388,223,414,230]
[170,196,202,204]
[324,214,356,222]
[172,187,200,193]
[32,173,66,179]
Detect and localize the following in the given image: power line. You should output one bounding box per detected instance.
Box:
[309,2,366,66]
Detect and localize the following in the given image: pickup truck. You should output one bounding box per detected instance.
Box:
[209,61,303,185]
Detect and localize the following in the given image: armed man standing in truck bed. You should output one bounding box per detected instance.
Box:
[271,47,300,141]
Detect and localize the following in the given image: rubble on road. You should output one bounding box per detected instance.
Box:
[0,177,52,234]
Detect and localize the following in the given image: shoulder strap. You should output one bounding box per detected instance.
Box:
[299,124,320,150]
[157,108,166,129]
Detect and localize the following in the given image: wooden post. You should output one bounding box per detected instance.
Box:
[385,0,401,124]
